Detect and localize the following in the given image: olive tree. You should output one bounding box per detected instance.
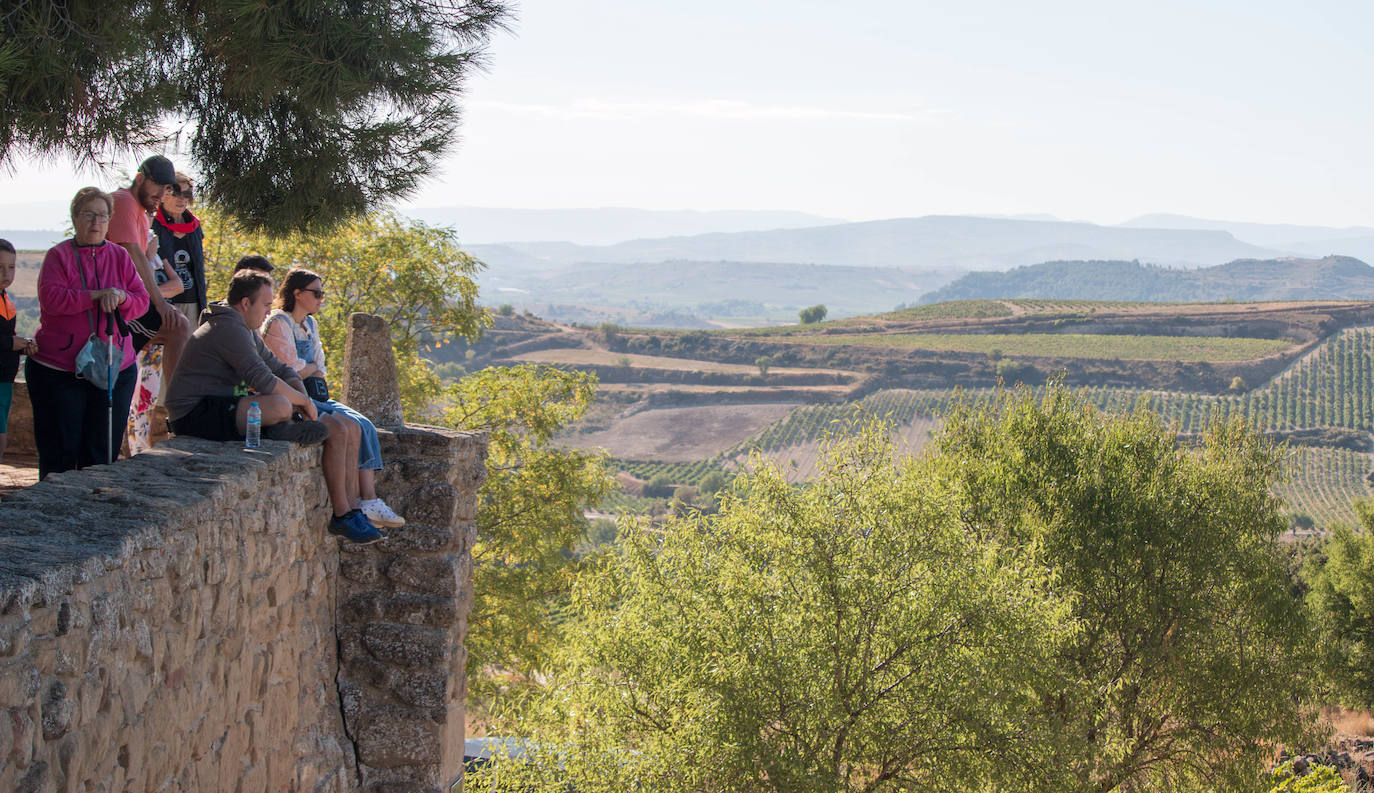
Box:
[936,387,1316,792]
[477,423,1072,793]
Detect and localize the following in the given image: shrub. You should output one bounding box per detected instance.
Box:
[643,473,674,498]
[1268,760,1349,793]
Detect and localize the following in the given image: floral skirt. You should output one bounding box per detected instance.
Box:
[126,345,162,455]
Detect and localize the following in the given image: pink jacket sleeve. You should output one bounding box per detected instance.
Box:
[37,245,96,318]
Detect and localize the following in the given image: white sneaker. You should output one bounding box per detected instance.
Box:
[360,498,406,528]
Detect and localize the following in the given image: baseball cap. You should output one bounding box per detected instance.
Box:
[138,155,176,185]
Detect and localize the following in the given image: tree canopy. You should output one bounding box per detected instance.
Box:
[1,0,508,233]
[477,387,1318,793]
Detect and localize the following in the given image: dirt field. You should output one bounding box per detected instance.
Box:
[567,403,801,461]
[6,252,41,297]
[511,347,857,377]
[739,417,942,483]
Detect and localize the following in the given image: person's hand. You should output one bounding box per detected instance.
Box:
[157,299,190,333]
[22,338,37,356]
[145,237,160,262]
[299,363,321,378]
[301,400,318,421]
[92,288,126,313]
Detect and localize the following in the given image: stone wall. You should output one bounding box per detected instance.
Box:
[0,419,485,792]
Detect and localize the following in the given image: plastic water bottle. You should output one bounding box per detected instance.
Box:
[245,402,262,449]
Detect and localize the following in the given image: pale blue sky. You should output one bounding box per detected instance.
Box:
[4,0,1371,227]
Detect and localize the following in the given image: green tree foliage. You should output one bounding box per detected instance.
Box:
[755,355,772,377]
[1,0,508,233]
[1304,502,1374,709]
[478,422,1070,793]
[697,470,728,497]
[201,206,486,417]
[937,387,1315,792]
[483,387,1317,793]
[643,473,674,498]
[442,365,616,680]
[799,303,828,324]
[1268,761,1349,793]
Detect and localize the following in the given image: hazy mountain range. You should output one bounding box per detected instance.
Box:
[921,256,1374,304]
[468,215,1281,273]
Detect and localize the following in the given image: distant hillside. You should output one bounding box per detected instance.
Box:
[0,229,64,251]
[403,206,842,246]
[1119,213,1374,247]
[494,260,956,324]
[920,256,1374,303]
[470,215,1281,273]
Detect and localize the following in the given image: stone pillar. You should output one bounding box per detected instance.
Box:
[334,425,486,793]
[340,313,405,427]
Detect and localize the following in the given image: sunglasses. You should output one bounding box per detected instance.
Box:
[301,288,324,298]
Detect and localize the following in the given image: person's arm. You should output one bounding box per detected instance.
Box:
[36,245,101,317]
[268,375,318,420]
[261,315,318,377]
[309,317,327,380]
[113,247,151,322]
[111,203,190,333]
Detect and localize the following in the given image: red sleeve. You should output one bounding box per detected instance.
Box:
[106,190,148,247]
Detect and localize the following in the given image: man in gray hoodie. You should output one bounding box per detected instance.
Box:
[165,271,384,543]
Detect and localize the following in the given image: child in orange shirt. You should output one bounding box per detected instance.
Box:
[0,239,39,462]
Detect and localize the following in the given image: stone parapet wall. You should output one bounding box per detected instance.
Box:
[0,425,486,793]
[337,426,485,792]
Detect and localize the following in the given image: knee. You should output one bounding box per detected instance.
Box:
[260,394,293,423]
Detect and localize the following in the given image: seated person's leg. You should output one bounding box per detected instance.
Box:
[247,393,294,433]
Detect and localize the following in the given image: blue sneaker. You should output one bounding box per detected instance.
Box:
[328,509,386,545]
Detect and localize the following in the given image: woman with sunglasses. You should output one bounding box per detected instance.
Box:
[27,187,151,478]
[261,268,405,529]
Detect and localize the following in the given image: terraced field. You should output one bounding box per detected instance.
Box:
[773,332,1294,361]
[580,302,1374,527]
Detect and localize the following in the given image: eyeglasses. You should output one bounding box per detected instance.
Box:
[302,288,324,299]
[78,211,110,223]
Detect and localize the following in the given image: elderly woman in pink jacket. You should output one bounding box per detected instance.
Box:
[26,186,150,478]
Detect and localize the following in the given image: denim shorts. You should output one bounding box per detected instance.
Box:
[0,382,11,433]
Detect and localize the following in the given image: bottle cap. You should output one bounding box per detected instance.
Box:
[251,401,259,407]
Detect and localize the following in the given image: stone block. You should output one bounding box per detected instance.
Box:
[356,708,441,768]
[361,624,446,669]
[383,556,458,598]
[377,524,452,554]
[343,656,391,689]
[40,680,72,740]
[13,760,49,793]
[403,482,461,528]
[376,594,457,629]
[0,665,40,709]
[390,670,448,710]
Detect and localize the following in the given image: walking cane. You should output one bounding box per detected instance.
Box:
[105,309,117,465]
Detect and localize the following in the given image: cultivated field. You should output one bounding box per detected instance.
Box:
[566,403,800,462]
[770,332,1295,361]
[510,348,858,376]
